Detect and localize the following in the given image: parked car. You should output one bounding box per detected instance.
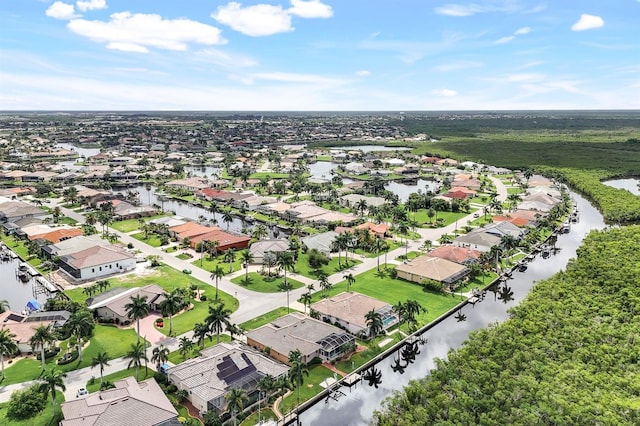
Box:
[76,387,88,398]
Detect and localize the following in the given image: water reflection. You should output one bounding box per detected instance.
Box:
[0,257,51,311]
[299,192,605,426]
[603,178,640,195]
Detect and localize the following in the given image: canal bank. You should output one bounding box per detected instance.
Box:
[292,191,604,426]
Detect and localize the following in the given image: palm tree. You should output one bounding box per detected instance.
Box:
[178,337,194,359]
[0,329,17,380]
[205,303,231,344]
[288,349,310,406]
[301,292,312,314]
[225,387,248,426]
[343,273,355,292]
[500,234,519,265]
[151,344,170,369]
[224,248,237,273]
[0,300,10,313]
[365,309,384,340]
[210,265,225,301]
[227,323,244,341]
[126,341,148,381]
[222,209,234,230]
[193,322,210,349]
[278,280,294,313]
[318,272,331,298]
[66,310,94,361]
[240,249,253,283]
[372,238,385,271]
[91,351,110,386]
[30,325,55,371]
[159,290,183,336]
[125,295,149,343]
[276,251,295,286]
[40,367,66,416]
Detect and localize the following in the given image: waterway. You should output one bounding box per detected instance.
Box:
[333,146,412,153]
[298,191,605,425]
[603,178,640,195]
[0,255,51,313]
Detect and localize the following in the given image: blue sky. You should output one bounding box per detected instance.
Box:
[1,0,639,110]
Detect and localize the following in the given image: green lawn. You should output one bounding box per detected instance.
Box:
[241,409,277,426]
[65,265,238,337]
[306,268,461,327]
[176,253,192,260]
[279,365,335,414]
[395,251,420,261]
[191,254,243,275]
[166,335,232,364]
[130,232,163,247]
[86,366,155,393]
[111,214,172,232]
[294,252,362,279]
[1,325,140,386]
[239,307,296,331]
[249,172,290,179]
[231,272,305,293]
[0,391,63,426]
[413,210,469,227]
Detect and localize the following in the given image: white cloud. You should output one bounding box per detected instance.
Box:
[355,70,371,77]
[288,0,333,18]
[506,73,545,82]
[515,26,531,35]
[46,1,79,20]
[432,61,484,72]
[76,0,107,12]
[212,2,292,37]
[67,12,226,52]
[435,3,484,17]
[250,72,345,85]
[571,14,604,31]
[432,88,457,97]
[495,36,515,44]
[434,1,530,17]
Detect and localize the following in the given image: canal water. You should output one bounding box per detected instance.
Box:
[0,256,52,314]
[298,191,605,426]
[603,178,640,195]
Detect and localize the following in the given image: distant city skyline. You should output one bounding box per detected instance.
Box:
[1,0,639,110]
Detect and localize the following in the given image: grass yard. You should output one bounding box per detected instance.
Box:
[86,366,155,393]
[239,307,295,331]
[241,409,277,426]
[305,268,461,327]
[166,334,232,364]
[279,365,335,414]
[231,272,305,293]
[130,232,163,247]
[191,254,243,275]
[294,252,362,279]
[1,325,140,386]
[413,210,469,227]
[111,214,173,232]
[65,265,238,337]
[0,391,63,426]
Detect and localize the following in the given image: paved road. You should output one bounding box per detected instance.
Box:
[0,177,509,402]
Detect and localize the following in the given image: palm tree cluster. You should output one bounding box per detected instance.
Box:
[393,300,426,332]
[82,279,111,297]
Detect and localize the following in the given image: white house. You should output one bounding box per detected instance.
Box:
[58,244,136,281]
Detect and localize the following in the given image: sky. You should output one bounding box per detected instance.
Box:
[1,0,640,110]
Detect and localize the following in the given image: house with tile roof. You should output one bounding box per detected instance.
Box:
[60,377,179,426]
[87,285,166,324]
[246,312,355,365]
[188,229,251,253]
[249,239,289,264]
[58,244,136,281]
[395,255,470,288]
[311,292,398,338]
[169,341,288,417]
[428,245,482,265]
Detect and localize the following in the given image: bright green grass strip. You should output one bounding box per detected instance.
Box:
[231,272,305,293]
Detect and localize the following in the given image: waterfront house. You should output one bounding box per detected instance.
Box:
[246,312,355,365]
[249,239,290,264]
[428,245,482,266]
[169,341,288,417]
[58,244,136,281]
[311,292,398,338]
[395,255,470,288]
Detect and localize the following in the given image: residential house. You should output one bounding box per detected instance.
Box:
[58,244,136,281]
[311,292,398,338]
[246,312,355,365]
[169,342,288,417]
[188,229,251,253]
[0,310,70,353]
[428,245,482,265]
[453,230,502,253]
[60,377,179,426]
[0,200,47,223]
[301,231,338,255]
[25,225,84,244]
[87,285,166,324]
[249,239,289,264]
[166,177,209,191]
[355,221,389,238]
[395,255,470,287]
[41,234,110,260]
